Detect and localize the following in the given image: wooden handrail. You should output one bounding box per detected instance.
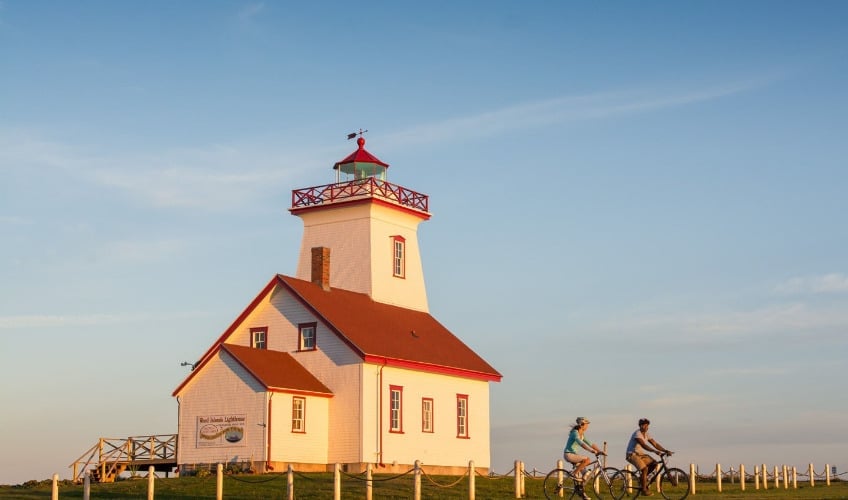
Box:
[291,177,429,213]
[70,434,177,483]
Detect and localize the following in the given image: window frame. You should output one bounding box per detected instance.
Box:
[298,322,317,351]
[422,398,434,433]
[291,396,305,433]
[391,235,406,278]
[389,385,404,433]
[456,394,469,439]
[250,327,267,349]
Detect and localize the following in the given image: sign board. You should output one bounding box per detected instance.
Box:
[196,414,246,447]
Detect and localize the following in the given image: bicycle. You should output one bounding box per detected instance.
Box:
[616,452,690,500]
[543,452,629,499]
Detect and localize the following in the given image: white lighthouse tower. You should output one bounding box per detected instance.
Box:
[289,134,431,312]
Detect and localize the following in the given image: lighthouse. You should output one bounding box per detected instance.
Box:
[290,135,432,312]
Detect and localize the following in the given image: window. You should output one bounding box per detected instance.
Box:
[422,398,434,433]
[389,385,403,433]
[456,394,469,438]
[298,322,317,351]
[392,236,405,278]
[250,327,267,349]
[292,397,305,433]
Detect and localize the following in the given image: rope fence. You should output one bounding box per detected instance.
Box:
[44,459,845,499]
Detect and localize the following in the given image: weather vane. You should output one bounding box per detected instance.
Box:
[346,128,368,140]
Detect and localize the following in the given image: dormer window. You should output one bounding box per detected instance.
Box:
[392,236,405,278]
[298,322,317,351]
[250,327,267,349]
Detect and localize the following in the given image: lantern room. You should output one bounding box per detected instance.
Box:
[333,136,389,183]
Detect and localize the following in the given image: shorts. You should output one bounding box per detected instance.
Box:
[564,452,589,465]
[627,452,656,471]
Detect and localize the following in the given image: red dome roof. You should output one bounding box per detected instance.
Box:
[333,137,388,169]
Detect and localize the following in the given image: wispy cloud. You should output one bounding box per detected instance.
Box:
[0,131,303,211]
[96,238,187,263]
[385,77,772,148]
[774,273,848,294]
[0,215,30,225]
[595,301,848,343]
[0,311,209,329]
[238,3,265,24]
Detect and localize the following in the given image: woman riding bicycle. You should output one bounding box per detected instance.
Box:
[563,417,605,480]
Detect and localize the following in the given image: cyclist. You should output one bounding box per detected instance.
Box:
[563,417,605,480]
[626,418,673,496]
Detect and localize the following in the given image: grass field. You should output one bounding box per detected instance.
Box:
[1,474,845,499]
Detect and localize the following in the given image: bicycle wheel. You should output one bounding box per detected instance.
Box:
[610,469,639,499]
[584,467,622,499]
[659,467,690,500]
[544,468,578,499]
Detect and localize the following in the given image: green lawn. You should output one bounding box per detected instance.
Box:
[1,474,845,499]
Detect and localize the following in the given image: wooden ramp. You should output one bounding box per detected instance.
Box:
[70,434,177,483]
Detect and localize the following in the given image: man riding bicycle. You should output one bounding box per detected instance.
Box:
[626,418,673,496]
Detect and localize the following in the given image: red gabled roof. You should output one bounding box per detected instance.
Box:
[221,344,333,396]
[278,275,502,382]
[174,273,502,397]
[333,137,388,169]
[172,342,333,397]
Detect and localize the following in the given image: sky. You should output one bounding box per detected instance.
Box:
[1,0,847,486]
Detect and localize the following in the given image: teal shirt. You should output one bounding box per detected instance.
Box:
[564,428,593,454]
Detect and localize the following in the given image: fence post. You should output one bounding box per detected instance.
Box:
[414,460,421,500]
[334,463,341,500]
[762,463,768,489]
[826,464,831,486]
[216,464,223,500]
[558,460,565,498]
[469,460,475,500]
[809,463,815,487]
[51,474,59,500]
[287,464,294,500]
[782,465,788,489]
[84,470,91,500]
[689,463,696,495]
[740,464,745,491]
[793,467,797,489]
[754,465,760,490]
[514,460,521,498]
[716,463,722,493]
[520,461,525,497]
[148,465,155,500]
[366,462,373,500]
[774,466,779,488]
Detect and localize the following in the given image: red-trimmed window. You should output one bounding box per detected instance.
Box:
[456,394,469,438]
[422,398,434,433]
[392,236,406,278]
[298,322,317,351]
[292,397,305,433]
[389,385,403,433]
[250,327,267,349]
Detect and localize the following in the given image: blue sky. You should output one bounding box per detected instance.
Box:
[1,0,847,485]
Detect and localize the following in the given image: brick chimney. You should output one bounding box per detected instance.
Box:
[310,247,330,291]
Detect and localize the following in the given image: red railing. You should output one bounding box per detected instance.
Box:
[291,177,429,213]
